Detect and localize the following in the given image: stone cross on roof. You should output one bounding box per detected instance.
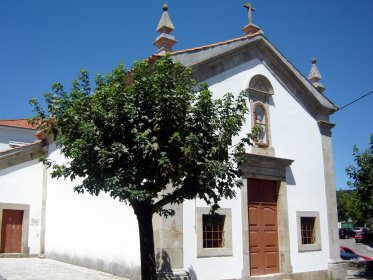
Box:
[243,2,256,25]
[242,2,262,35]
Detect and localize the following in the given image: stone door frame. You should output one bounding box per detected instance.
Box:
[240,153,293,278]
[0,203,29,255]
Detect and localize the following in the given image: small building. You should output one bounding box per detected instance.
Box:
[0,4,345,280]
[0,120,45,256]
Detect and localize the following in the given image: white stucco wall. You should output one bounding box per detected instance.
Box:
[45,143,141,278]
[183,195,243,280]
[182,59,330,277]
[0,127,36,152]
[0,159,44,254]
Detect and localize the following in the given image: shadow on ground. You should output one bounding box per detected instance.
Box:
[347,270,373,279]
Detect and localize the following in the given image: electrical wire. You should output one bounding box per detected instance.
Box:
[337,90,373,111]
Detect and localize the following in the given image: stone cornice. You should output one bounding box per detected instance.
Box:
[241,153,294,181]
[0,141,46,170]
[318,120,336,137]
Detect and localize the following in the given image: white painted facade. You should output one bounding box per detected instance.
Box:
[0,159,44,254]
[44,144,141,278]
[181,59,332,278]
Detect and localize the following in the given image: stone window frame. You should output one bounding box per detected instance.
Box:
[248,74,274,152]
[0,203,30,255]
[296,211,322,252]
[196,207,232,257]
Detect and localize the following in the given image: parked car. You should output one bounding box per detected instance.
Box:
[339,228,355,239]
[353,227,365,233]
[340,246,372,261]
[355,228,373,243]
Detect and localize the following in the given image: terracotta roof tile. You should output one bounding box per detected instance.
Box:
[143,32,260,67]
[171,32,261,55]
[143,33,261,66]
[0,119,36,130]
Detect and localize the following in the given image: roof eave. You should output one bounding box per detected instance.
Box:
[258,36,338,113]
[0,141,46,170]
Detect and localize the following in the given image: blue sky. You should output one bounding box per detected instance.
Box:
[0,0,372,190]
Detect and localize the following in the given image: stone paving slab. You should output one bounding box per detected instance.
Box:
[346,269,373,279]
[0,258,130,280]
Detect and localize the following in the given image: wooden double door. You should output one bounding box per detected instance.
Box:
[1,209,24,253]
[248,178,279,276]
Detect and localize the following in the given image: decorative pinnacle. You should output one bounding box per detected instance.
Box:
[308,57,325,93]
[154,4,176,54]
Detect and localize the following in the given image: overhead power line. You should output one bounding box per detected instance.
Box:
[338,90,373,111]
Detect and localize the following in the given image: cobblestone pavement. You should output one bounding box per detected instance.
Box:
[0,258,130,280]
[1,256,372,280]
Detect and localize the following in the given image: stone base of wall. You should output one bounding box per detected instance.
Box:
[243,270,328,280]
[328,261,349,280]
[158,269,190,280]
[46,251,141,280]
[290,270,328,280]
[0,253,38,258]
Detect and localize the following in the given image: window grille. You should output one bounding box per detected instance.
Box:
[301,217,316,244]
[202,214,225,248]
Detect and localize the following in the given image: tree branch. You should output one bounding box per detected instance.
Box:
[153,185,192,213]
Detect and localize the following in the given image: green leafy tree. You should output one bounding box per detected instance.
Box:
[346,134,373,224]
[336,190,363,224]
[30,55,256,280]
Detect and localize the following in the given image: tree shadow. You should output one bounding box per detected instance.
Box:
[156,250,190,280]
[156,249,172,274]
[187,266,197,280]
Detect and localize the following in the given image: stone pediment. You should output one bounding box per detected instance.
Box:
[172,34,338,121]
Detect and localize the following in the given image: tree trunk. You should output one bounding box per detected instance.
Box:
[134,202,157,280]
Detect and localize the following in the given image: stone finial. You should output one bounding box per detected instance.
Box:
[153,4,176,54]
[242,2,262,35]
[308,58,325,93]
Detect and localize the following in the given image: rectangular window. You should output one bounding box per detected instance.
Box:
[196,207,232,257]
[300,217,315,244]
[203,214,225,248]
[296,211,321,252]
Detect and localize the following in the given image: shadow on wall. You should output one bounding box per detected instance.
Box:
[187,266,197,280]
[156,250,191,280]
[285,166,296,186]
[156,249,172,273]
